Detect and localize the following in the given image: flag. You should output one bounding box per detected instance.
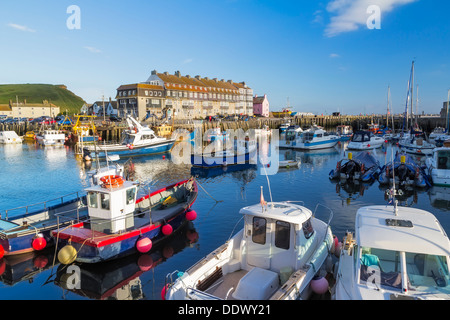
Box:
[260,186,267,208]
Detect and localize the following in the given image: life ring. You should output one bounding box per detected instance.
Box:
[100,175,124,188]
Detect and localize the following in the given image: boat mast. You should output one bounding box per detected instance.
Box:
[410,61,415,132]
[387,86,390,130]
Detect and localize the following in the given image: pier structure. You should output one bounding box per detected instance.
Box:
[1,114,446,143]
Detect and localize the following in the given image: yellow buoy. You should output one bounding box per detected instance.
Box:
[58,245,78,265]
[348,153,353,160]
[400,155,406,163]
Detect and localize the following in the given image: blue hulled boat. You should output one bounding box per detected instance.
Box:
[83,115,175,159]
[53,177,198,264]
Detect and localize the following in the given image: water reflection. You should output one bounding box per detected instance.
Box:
[428,186,450,211]
[0,249,56,286]
[330,180,373,206]
[54,222,198,300]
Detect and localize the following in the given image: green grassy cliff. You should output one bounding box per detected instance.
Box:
[0,84,86,115]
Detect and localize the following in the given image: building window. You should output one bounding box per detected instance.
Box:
[145,90,148,96]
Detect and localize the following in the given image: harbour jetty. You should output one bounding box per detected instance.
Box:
[1,114,446,143]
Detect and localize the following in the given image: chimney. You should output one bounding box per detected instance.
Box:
[186,75,191,79]
[151,70,157,75]
[213,78,218,82]
[227,80,233,84]
[164,72,169,75]
[175,71,181,77]
[195,75,201,80]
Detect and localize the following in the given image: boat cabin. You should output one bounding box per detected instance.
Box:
[240,203,316,274]
[85,177,138,234]
[302,128,332,142]
[349,206,450,296]
[285,126,303,141]
[0,131,22,144]
[351,131,372,143]
[433,148,450,170]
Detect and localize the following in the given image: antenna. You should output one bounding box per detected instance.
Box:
[387,148,399,216]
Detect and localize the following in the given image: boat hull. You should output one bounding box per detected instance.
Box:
[288,139,339,150]
[84,140,175,159]
[191,148,257,168]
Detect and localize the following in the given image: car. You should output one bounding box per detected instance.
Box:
[109,115,122,122]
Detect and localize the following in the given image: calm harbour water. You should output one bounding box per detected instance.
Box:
[0,140,449,300]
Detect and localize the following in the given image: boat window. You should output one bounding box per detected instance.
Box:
[302,218,314,239]
[352,134,363,142]
[252,217,266,245]
[359,247,402,291]
[437,151,450,170]
[316,134,322,138]
[405,253,450,293]
[126,188,136,205]
[275,221,290,250]
[101,193,110,210]
[88,192,98,209]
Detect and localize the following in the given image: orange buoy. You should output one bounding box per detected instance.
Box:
[100,175,124,188]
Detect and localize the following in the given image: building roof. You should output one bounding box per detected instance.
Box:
[147,70,248,95]
[253,96,266,104]
[0,105,12,111]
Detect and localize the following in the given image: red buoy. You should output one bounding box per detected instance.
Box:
[0,244,4,259]
[162,155,166,160]
[137,255,154,272]
[185,210,197,221]
[32,236,47,251]
[162,224,173,236]
[136,237,152,253]
[33,255,49,269]
[161,284,168,300]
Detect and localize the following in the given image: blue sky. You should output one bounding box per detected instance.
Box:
[1,0,449,115]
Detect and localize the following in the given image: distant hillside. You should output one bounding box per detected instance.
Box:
[0,84,86,115]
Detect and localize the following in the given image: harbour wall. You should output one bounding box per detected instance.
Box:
[1,115,446,142]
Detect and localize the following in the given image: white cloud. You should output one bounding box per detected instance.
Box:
[182,58,193,64]
[84,46,102,53]
[324,0,417,37]
[7,23,36,33]
[330,53,341,58]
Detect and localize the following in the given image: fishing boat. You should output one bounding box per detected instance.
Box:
[333,199,450,300]
[53,177,198,264]
[163,191,334,300]
[0,159,127,257]
[35,129,66,146]
[336,125,353,141]
[347,131,385,151]
[285,125,339,151]
[279,159,301,169]
[0,191,87,257]
[429,127,448,145]
[191,136,257,168]
[0,131,23,144]
[279,125,303,148]
[329,152,380,183]
[22,131,36,142]
[426,145,450,187]
[278,120,292,134]
[378,153,429,188]
[399,135,435,156]
[82,115,175,159]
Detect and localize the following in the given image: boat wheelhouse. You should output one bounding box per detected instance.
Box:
[334,204,450,300]
[347,131,384,151]
[164,199,334,300]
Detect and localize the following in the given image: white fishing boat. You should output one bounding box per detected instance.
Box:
[333,201,450,300]
[279,159,301,168]
[35,129,66,146]
[164,193,334,300]
[399,135,435,156]
[347,131,385,151]
[0,131,23,144]
[279,125,303,148]
[336,125,353,141]
[285,125,339,150]
[426,145,450,187]
[82,115,175,159]
[429,127,448,144]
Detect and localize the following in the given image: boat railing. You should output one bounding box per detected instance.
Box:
[313,203,334,242]
[0,192,84,221]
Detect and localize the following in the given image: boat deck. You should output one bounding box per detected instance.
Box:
[204,270,248,300]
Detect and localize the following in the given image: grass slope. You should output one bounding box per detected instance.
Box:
[0,84,86,114]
